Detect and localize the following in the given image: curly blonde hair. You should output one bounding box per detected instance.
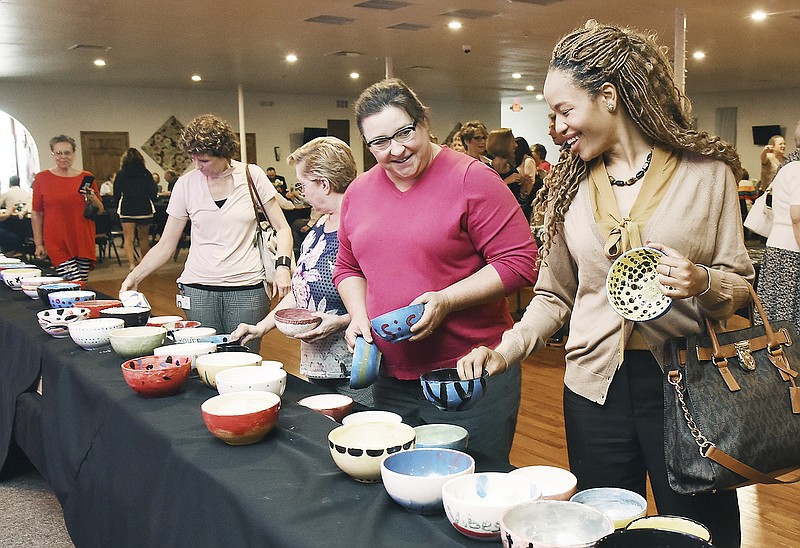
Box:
[532,20,742,264]
[179,114,240,159]
[286,137,357,194]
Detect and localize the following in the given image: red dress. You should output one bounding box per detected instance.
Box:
[32,170,99,267]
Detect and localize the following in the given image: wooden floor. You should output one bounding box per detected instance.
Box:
[89,261,800,548]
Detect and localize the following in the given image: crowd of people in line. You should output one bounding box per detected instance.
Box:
[9,20,800,548]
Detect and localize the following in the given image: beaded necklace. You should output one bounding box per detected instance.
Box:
[608,150,653,187]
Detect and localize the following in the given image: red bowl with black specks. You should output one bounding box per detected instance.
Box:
[120,354,192,397]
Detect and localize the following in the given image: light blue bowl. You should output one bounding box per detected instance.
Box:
[414,424,469,451]
[370,303,424,342]
[381,448,475,515]
[350,336,382,389]
[198,334,236,345]
[48,289,97,309]
[420,368,488,412]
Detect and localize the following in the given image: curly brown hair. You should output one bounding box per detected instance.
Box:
[532,20,742,264]
[179,114,240,159]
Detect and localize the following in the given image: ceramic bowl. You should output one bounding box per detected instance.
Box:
[172,326,216,343]
[420,368,489,412]
[413,424,469,451]
[77,299,123,318]
[48,289,97,309]
[341,410,403,426]
[195,351,263,389]
[120,354,192,398]
[327,422,416,483]
[153,341,217,369]
[197,334,237,345]
[350,336,382,389]
[595,528,714,548]
[215,343,250,353]
[109,326,167,358]
[626,515,712,543]
[118,290,151,309]
[146,315,184,327]
[297,393,354,422]
[201,391,281,445]
[381,448,475,514]
[37,307,91,338]
[441,472,542,541]
[500,500,615,548]
[2,267,42,290]
[36,282,80,302]
[370,303,424,342]
[215,365,287,396]
[570,487,648,529]
[163,320,201,332]
[273,307,322,337]
[68,317,125,349]
[20,276,64,299]
[261,360,284,369]
[509,465,578,501]
[606,246,672,322]
[100,306,151,327]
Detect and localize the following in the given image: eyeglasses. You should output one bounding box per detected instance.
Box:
[295,178,321,194]
[51,150,74,157]
[364,120,417,151]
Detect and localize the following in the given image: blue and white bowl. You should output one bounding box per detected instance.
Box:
[48,289,96,309]
[370,303,425,342]
[350,336,382,389]
[420,368,488,412]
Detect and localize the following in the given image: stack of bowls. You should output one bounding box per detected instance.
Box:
[37,307,91,338]
[68,317,125,349]
[441,472,541,541]
[381,448,475,514]
[327,422,416,483]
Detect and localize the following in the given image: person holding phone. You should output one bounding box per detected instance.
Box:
[32,134,104,281]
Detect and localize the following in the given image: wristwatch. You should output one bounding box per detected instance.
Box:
[275,255,292,269]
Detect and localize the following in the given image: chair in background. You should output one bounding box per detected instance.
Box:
[95,212,121,265]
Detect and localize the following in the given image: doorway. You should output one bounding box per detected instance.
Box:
[80,131,130,182]
[0,111,40,192]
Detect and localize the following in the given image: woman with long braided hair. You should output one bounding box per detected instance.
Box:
[458,21,753,547]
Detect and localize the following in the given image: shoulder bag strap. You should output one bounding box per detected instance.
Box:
[244,164,273,229]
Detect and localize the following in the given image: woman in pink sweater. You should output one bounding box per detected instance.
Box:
[334,79,537,464]
[458,21,753,547]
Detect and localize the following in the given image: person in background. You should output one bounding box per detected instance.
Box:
[449,131,467,154]
[334,79,538,464]
[460,120,491,164]
[0,175,31,213]
[532,143,551,175]
[152,172,162,193]
[488,128,534,221]
[548,111,565,148]
[31,134,104,281]
[99,174,114,197]
[759,134,786,191]
[120,114,293,352]
[164,169,179,192]
[266,166,288,196]
[233,137,372,405]
[756,120,800,333]
[114,148,158,270]
[457,21,752,547]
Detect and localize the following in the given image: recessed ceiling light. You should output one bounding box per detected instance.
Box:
[525,85,534,91]
[93,59,106,67]
[693,51,706,60]
[286,54,298,63]
[512,72,522,79]
[448,21,462,30]
[535,94,544,100]
[350,72,360,79]
[191,74,202,82]
[751,10,767,21]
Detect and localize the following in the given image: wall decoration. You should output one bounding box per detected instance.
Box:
[142,116,191,173]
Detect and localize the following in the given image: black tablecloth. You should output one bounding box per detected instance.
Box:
[0,285,507,547]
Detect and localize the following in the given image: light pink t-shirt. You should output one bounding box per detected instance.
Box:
[167,161,278,286]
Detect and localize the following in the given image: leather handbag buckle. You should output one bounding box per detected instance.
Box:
[734,340,756,371]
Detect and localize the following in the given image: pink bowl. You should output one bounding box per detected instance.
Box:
[274,308,322,337]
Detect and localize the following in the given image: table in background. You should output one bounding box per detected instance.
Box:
[0,286,507,548]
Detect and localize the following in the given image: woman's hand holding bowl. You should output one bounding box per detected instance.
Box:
[295,311,348,343]
[456,345,508,380]
[646,241,710,299]
[408,291,451,342]
[231,321,267,345]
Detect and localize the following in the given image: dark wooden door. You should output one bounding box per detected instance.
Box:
[80,131,130,181]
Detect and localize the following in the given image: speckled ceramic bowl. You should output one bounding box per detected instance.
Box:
[120,354,192,398]
[37,307,91,338]
[68,317,125,349]
[48,289,96,309]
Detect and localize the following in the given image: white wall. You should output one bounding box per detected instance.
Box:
[0,82,500,180]
[501,97,560,165]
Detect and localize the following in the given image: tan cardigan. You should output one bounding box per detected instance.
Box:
[496,153,755,404]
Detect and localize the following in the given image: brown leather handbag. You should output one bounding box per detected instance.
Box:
[664,284,800,495]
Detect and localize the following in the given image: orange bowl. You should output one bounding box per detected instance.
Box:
[201,392,281,445]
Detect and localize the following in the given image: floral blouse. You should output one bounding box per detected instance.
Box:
[292,218,349,379]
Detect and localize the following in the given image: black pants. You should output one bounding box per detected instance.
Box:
[563,350,741,548]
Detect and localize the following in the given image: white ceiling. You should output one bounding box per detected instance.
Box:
[2,0,799,102]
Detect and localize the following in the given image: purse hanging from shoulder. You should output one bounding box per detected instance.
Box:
[743,190,773,237]
[664,284,800,495]
[244,165,278,285]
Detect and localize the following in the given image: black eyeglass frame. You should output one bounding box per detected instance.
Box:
[364,120,418,150]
